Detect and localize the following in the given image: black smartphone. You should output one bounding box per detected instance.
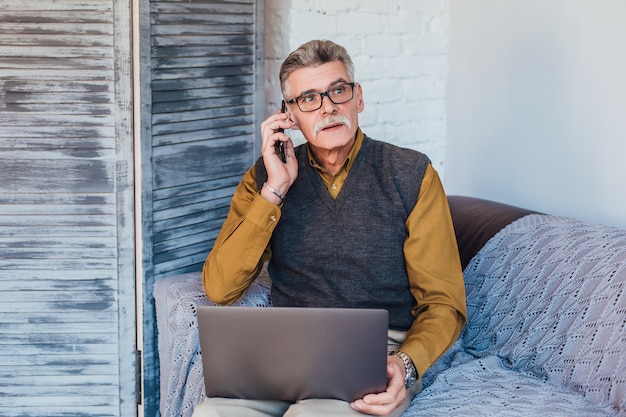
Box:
[274,100,287,163]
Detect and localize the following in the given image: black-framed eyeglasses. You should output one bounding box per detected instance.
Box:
[285,82,356,112]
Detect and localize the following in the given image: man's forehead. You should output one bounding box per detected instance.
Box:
[287,61,350,94]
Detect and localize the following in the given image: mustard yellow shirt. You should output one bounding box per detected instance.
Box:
[202,130,467,376]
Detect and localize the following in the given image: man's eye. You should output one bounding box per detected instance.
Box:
[301,94,317,103]
[331,86,345,95]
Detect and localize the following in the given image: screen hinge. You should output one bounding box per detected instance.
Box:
[135,349,143,405]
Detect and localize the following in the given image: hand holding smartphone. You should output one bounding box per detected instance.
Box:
[274,101,287,163]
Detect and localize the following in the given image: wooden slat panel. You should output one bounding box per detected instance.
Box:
[141,2,262,414]
[152,173,241,202]
[153,240,214,268]
[151,33,253,48]
[0,235,115,248]
[0,45,113,59]
[154,93,251,120]
[153,64,252,81]
[0,0,135,415]
[0,10,113,23]
[153,188,234,223]
[153,184,237,211]
[153,97,254,116]
[152,251,211,277]
[1,147,115,160]
[0,1,112,12]
[153,211,229,255]
[0,34,113,47]
[0,203,115,215]
[147,0,259,274]
[0,353,117,367]
[0,227,116,238]
[0,138,114,150]
[0,22,114,36]
[154,203,230,236]
[152,11,253,24]
[0,320,118,333]
[152,136,254,188]
[2,79,112,93]
[0,342,118,356]
[0,311,117,323]
[151,23,254,35]
[152,44,253,58]
[153,93,254,113]
[0,297,118,312]
[151,2,252,15]
[0,260,118,271]
[151,54,253,69]
[0,384,117,396]
[1,160,115,193]
[153,215,227,249]
[152,104,253,126]
[0,68,113,81]
[155,225,225,251]
[2,331,117,345]
[3,90,113,106]
[152,109,253,135]
[0,114,115,128]
[153,123,254,148]
[0,408,118,417]
[0,193,115,203]
[152,75,254,94]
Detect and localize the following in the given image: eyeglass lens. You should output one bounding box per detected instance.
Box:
[296,83,354,112]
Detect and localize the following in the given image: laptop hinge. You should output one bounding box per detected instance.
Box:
[135,349,143,405]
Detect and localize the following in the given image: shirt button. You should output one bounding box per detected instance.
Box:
[270,215,277,222]
[331,183,337,190]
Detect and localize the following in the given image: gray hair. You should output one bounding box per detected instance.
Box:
[279,40,355,99]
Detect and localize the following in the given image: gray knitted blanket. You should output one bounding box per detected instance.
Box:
[154,274,271,417]
[155,213,626,416]
[411,214,626,416]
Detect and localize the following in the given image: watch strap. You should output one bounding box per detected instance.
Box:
[390,350,417,388]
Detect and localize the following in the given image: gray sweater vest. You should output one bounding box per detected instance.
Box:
[255,135,430,330]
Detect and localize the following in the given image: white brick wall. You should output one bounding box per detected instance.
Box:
[264,0,449,171]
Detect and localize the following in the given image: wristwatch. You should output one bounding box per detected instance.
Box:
[391,351,417,389]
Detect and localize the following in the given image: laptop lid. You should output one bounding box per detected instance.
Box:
[197,306,388,402]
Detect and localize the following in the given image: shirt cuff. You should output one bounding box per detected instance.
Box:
[246,193,282,230]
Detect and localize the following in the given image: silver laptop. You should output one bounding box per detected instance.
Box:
[197,306,388,402]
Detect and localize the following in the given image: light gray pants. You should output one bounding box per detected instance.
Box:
[192,330,422,417]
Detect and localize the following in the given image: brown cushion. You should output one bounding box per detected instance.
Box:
[447,196,539,270]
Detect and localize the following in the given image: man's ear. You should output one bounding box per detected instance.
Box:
[286,107,301,131]
[355,83,365,113]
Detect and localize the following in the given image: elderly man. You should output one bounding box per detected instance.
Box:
[195,39,466,417]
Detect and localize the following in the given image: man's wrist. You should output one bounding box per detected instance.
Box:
[263,182,286,201]
[390,351,417,389]
[260,182,284,205]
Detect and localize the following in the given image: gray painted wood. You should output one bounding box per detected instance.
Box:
[0,0,136,416]
[139,0,264,415]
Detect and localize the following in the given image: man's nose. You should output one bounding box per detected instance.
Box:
[320,94,337,114]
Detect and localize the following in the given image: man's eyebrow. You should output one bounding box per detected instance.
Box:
[298,78,350,97]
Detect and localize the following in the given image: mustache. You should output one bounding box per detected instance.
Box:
[313,114,351,137]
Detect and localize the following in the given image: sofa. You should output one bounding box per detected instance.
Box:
[154,196,626,416]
